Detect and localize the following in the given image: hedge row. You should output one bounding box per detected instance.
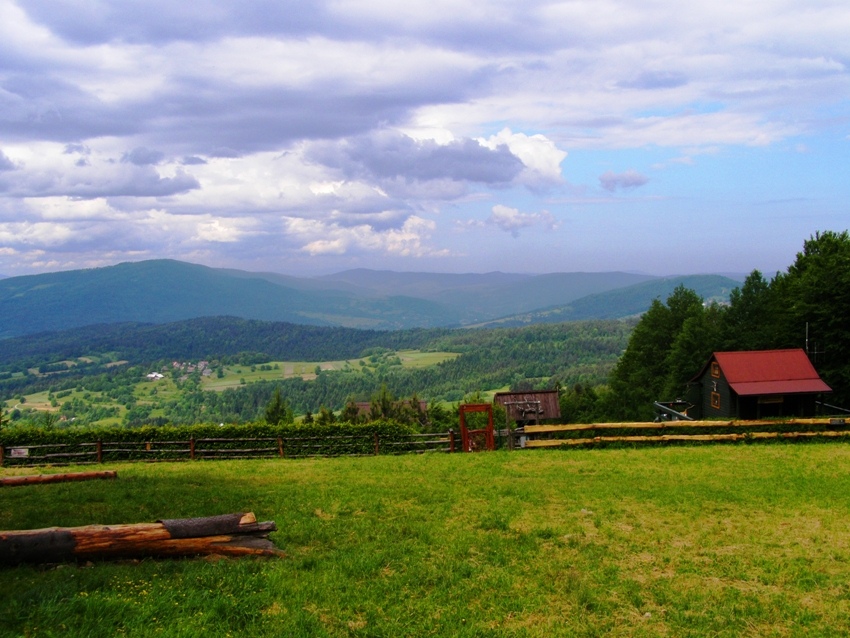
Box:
[0,420,435,464]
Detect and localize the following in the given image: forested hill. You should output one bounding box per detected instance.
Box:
[0,259,737,338]
[0,260,460,338]
[0,317,450,369]
[0,317,636,421]
[474,275,739,326]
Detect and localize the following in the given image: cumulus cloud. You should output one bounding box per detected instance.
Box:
[0,164,200,199]
[1,0,848,276]
[485,205,558,237]
[0,149,15,171]
[305,130,524,186]
[599,170,649,192]
[292,215,448,258]
[478,129,566,187]
[122,147,166,166]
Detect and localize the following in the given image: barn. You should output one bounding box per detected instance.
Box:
[689,349,831,419]
[493,390,561,424]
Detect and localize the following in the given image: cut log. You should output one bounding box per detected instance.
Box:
[0,471,118,487]
[0,512,283,565]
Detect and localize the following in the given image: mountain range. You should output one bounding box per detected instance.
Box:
[0,260,743,339]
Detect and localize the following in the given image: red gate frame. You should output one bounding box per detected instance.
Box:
[459,403,495,452]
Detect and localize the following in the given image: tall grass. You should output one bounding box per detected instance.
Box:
[3,444,850,636]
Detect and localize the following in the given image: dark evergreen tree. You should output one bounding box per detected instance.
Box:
[720,270,778,351]
[264,388,293,425]
[772,231,850,406]
[608,286,705,420]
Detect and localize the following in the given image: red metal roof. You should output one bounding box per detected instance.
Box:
[711,349,831,396]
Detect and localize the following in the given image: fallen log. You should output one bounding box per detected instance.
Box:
[0,471,118,487]
[0,512,284,565]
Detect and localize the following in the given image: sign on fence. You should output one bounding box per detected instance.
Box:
[9,448,29,458]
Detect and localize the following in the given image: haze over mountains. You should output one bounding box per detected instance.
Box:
[0,260,742,339]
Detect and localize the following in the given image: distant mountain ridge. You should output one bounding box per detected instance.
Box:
[0,260,742,338]
[471,275,739,327]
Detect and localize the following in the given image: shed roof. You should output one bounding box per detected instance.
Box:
[701,349,831,396]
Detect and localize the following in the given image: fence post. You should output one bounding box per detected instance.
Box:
[0,445,4,467]
[374,432,380,456]
[448,429,455,453]
[189,437,195,461]
[97,440,103,464]
[278,436,284,458]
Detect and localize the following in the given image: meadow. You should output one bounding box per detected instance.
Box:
[3,443,850,637]
[200,350,461,390]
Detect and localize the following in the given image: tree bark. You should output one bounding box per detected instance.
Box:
[0,512,283,565]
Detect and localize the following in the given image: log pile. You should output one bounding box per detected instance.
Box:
[0,512,283,565]
[0,471,118,487]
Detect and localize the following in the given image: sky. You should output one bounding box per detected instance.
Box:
[0,0,848,279]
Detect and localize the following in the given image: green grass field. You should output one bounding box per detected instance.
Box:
[202,350,460,390]
[3,444,850,636]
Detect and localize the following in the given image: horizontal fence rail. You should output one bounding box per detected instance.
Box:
[519,418,850,448]
[0,430,457,467]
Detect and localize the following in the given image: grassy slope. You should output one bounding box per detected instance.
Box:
[3,444,850,636]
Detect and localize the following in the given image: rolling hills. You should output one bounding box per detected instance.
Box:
[0,259,742,338]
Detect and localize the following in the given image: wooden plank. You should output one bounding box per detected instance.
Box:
[523,430,850,448]
[523,418,845,434]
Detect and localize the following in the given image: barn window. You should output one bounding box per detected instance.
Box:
[711,362,720,378]
[710,392,721,410]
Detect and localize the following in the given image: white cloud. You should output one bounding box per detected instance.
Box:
[477,128,566,187]
[485,204,559,237]
[295,215,448,258]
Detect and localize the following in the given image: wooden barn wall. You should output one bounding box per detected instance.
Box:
[699,368,736,419]
[494,391,561,421]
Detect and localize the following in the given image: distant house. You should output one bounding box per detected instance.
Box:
[689,349,831,419]
[146,372,164,380]
[493,390,561,424]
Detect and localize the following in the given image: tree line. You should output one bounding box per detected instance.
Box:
[596,230,850,420]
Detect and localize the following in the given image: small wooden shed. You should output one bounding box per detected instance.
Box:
[493,390,561,424]
[690,349,831,419]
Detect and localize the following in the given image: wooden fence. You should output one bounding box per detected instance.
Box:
[520,418,850,448]
[0,431,457,467]
[4,418,850,467]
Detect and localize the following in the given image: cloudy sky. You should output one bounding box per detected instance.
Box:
[1,0,848,278]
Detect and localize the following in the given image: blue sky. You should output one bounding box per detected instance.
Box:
[0,0,848,278]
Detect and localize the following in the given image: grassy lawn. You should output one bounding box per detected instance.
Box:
[3,444,850,636]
